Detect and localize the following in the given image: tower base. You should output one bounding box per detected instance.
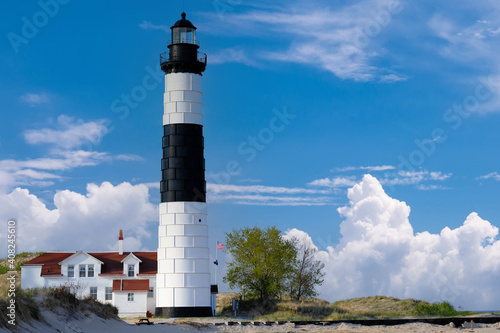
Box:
[155,306,212,318]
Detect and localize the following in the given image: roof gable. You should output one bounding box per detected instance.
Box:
[121,253,142,264]
[59,250,104,265]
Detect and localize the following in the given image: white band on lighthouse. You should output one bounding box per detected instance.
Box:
[163,73,203,126]
[157,202,210,308]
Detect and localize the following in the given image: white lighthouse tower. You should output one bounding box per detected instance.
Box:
[155,12,211,317]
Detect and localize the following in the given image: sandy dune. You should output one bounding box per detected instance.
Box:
[3,310,500,333]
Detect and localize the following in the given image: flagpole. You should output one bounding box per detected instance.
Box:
[215,240,218,285]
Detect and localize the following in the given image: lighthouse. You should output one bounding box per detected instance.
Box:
[155,12,211,317]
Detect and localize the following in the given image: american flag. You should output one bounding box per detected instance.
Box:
[217,241,225,249]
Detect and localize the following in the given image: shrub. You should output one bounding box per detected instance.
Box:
[414,301,458,317]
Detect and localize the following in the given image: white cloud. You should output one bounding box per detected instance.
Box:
[0,151,114,191]
[237,178,262,183]
[208,193,334,206]
[19,93,50,107]
[381,170,452,186]
[138,21,169,33]
[428,8,500,113]
[207,183,328,195]
[209,47,258,67]
[203,0,408,81]
[0,182,157,256]
[308,176,358,188]
[23,115,109,150]
[207,183,333,206]
[284,227,318,251]
[332,165,396,172]
[114,154,143,162]
[415,184,448,191]
[479,172,500,181]
[0,116,141,191]
[291,175,500,310]
[309,170,451,191]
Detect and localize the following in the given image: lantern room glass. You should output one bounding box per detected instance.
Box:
[172,27,196,44]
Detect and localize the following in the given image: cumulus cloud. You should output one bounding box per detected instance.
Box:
[289,175,500,310]
[23,115,109,150]
[0,182,157,256]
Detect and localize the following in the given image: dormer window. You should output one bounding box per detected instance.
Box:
[68,265,74,277]
[128,265,135,277]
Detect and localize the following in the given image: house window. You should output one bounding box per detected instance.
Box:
[90,287,97,299]
[148,287,154,298]
[127,293,134,302]
[79,265,86,277]
[105,287,112,301]
[68,265,74,277]
[88,265,94,277]
[128,265,134,277]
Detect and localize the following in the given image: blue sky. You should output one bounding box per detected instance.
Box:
[2,0,500,309]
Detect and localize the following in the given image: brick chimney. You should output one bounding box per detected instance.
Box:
[119,230,123,255]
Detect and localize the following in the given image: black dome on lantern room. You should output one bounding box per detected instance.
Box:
[171,12,196,30]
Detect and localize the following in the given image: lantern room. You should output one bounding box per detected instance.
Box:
[171,12,197,44]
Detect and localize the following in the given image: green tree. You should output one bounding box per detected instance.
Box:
[289,236,325,300]
[223,226,297,302]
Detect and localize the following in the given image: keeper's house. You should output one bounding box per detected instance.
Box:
[21,231,157,317]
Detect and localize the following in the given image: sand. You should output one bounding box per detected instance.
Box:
[3,310,500,333]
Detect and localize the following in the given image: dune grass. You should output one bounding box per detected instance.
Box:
[217,293,476,321]
[0,285,119,328]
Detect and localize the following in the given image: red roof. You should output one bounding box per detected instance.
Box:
[22,252,73,276]
[113,279,149,292]
[21,252,157,276]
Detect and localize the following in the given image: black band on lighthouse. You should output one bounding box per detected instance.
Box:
[160,124,206,203]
